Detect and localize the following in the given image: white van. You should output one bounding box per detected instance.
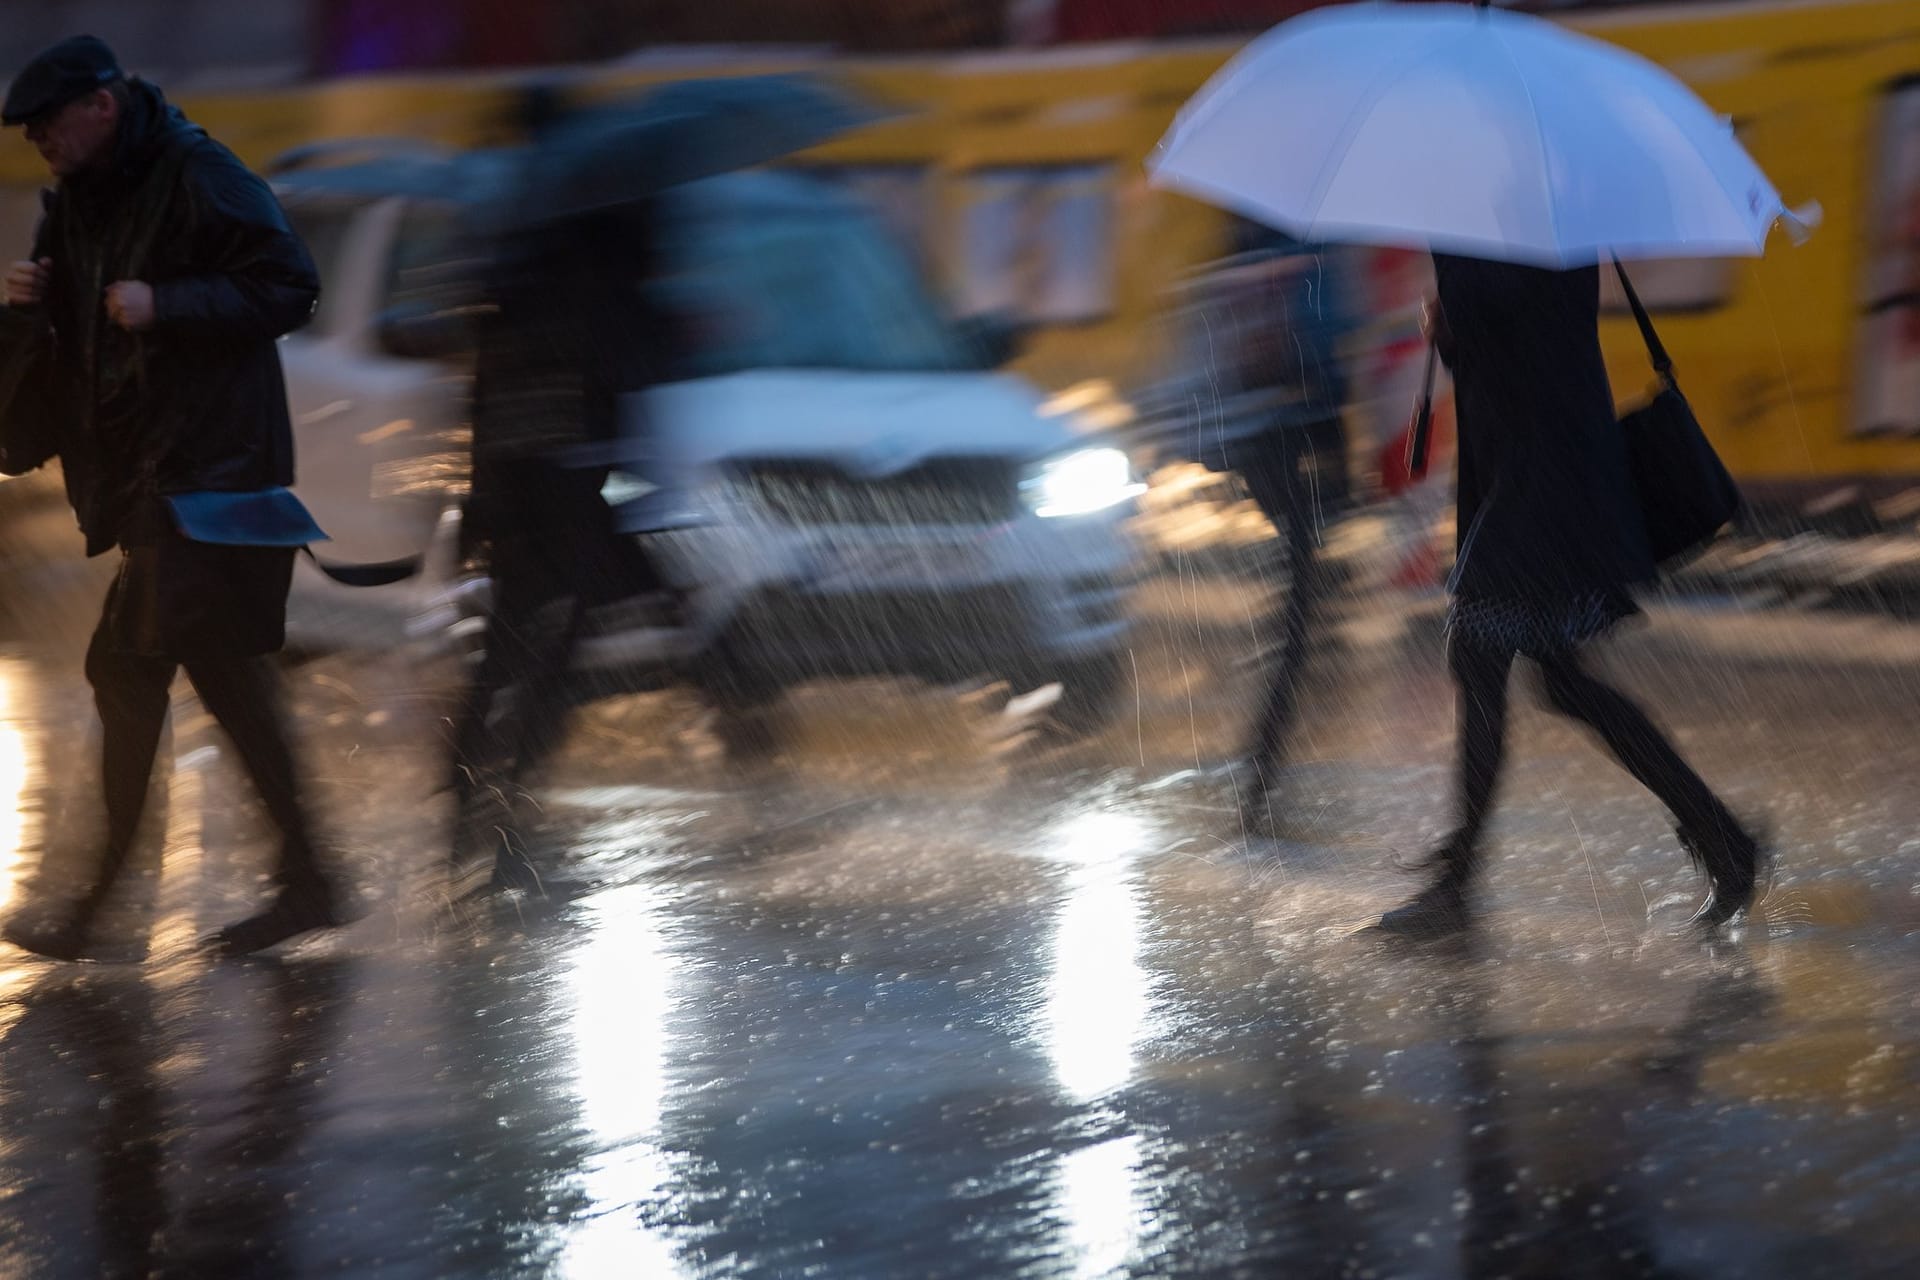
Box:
[272,153,1141,732]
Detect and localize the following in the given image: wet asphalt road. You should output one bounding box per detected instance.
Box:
[1,475,1917,1279]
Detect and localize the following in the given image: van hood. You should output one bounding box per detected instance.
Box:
[625,370,1081,475]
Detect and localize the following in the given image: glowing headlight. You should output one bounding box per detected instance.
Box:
[1023,447,1146,518]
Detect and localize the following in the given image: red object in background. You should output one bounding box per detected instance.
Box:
[458,0,555,67]
[314,0,553,74]
[313,0,1006,70]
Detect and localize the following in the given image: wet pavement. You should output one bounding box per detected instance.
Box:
[1,474,1917,1278]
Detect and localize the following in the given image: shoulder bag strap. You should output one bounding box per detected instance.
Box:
[1610,254,1676,390]
[1406,339,1439,477]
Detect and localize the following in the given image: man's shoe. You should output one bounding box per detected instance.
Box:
[1232,759,1276,833]
[1685,874,1755,930]
[1376,873,1473,940]
[489,848,544,896]
[3,911,95,962]
[1677,822,1771,930]
[207,882,350,957]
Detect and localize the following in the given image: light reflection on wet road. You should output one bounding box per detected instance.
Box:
[1,477,1917,1277]
[0,671,29,917]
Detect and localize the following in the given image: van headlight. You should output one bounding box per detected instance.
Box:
[1022,447,1146,518]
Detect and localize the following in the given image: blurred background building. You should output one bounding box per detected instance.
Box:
[0,0,307,85]
[0,0,1677,82]
[0,0,1914,502]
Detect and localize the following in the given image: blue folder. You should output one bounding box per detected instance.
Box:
[165,488,329,547]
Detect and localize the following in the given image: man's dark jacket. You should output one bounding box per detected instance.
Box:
[0,79,319,557]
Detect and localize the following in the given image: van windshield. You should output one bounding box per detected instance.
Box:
[653,174,979,376]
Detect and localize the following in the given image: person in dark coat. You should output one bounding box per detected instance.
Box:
[447,98,680,895]
[1377,253,1765,938]
[0,37,347,959]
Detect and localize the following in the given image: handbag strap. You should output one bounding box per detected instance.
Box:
[1409,258,1673,474]
[1406,339,1439,477]
[1611,254,1675,388]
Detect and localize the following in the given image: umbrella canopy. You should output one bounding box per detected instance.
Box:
[505,74,893,230]
[1148,1,1815,267]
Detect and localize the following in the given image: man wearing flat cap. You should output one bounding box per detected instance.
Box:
[0,36,352,959]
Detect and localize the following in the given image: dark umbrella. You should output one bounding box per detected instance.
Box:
[501,74,894,230]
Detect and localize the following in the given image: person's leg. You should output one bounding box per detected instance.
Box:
[3,592,176,960]
[447,495,560,851]
[1536,649,1759,923]
[185,655,349,955]
[488,461,601,794]
[482,591,587,894]
[454,467,593,893]
[89,615,179,899]
[500,594,587,791]
[182,655,327,889]
[1447,636,1516,867]
[1235,431,1334,821]
[1239,444,1323,781]
[1378,634,1514,937]
[1301,414,1352,518]
[449,595,526,817]
[84,618,178,906]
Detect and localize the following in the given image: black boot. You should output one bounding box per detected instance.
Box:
[1234,758,1276,833]
[1378,873,1473,939]
[488,833,544,896]
[208,876,350,957]
[3,905,98,962]
[1378,839,1476,939]
[1,874,119,962]
[449,798,506,900]
[1677,821,1767,930]
[447,827,543,903]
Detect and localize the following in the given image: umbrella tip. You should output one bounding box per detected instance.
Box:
[1781,200,1822,245]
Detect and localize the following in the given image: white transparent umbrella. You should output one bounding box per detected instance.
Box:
[1148,0,1817,266]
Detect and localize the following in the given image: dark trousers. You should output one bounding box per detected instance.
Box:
[81,596,322,915]
[449,461,633,847]
[449,576,588,829]
[1443,635,1742,877]
[1236,418,1348,785]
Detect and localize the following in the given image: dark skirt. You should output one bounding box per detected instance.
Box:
[1446,588,1638,659]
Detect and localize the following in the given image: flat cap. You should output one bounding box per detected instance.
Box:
[3,36,124,127]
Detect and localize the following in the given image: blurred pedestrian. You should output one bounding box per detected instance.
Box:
[1378,254,1765,938]
[1215,220,1356,828]
[0,37,348,958]
[448,89,682,894]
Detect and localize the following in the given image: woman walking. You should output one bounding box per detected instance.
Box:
[1378,254,1765,938]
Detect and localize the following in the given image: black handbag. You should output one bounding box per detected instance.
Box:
[1611,258,1743,565]
[1404,260,1743,567]
[0,308,59,477]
